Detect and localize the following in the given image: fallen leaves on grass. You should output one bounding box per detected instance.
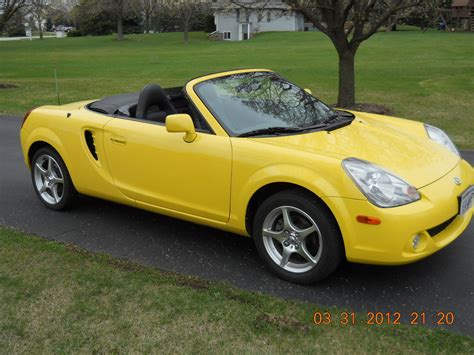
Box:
[174,276,210,290]
[0,84,18,89]
[256,312,311,333]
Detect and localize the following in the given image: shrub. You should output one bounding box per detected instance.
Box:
[7,28,26,37]
[123,17,143,35]
[203,14,216,33]
[67,30,82,37]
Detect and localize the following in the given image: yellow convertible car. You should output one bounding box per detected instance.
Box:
[20,69,473,284]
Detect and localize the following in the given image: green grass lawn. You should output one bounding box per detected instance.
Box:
[0,30,473,149]
[1,227,473,353]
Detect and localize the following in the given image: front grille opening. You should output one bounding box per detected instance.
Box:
[427,215,456,237]
[85,130,98,160]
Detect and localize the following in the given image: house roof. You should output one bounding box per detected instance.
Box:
[452,0,473,7]
[213,0,291,11]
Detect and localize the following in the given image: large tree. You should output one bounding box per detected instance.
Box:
[0,0,29,33]
[29,0,49,39]
[164,0,211,44]
[285,0,426,107]
[102,0,138,40]
[141,0,159,33]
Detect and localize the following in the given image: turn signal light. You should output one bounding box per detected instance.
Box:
[356,215,381,225]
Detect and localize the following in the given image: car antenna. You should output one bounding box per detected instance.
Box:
[54,66,61,106]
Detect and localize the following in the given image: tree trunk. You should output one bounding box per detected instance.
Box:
[117,15,123,41]
[152,14,157,33]
[386,22,397,32]
[39,22,43,40]
[337,50,356,107]
[386,13,400,32]
[145,13,150,34]
[183,21,189,44]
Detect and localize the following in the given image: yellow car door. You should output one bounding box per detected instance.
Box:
[103,118,232,222]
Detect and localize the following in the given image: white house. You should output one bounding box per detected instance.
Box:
[212,0,307,41]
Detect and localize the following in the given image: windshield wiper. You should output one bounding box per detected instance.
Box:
[325,109,355,124]
[238,126,304,137]
[298,123,329,132]
[238,111,356,137]
[322,111,355,131]
[334,109,355,118]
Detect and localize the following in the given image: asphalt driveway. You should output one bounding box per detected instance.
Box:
[1,115,473,335]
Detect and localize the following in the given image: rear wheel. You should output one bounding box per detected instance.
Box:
[31,147,77,210]
[253,190,343,284]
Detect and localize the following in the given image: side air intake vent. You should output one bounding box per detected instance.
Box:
[85,130,98,160]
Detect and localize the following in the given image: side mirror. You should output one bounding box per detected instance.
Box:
[304,88,312,95]
[166,114,197,143]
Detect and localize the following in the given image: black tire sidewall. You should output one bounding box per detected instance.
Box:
[31,147,77,210]
[253,190,344,284]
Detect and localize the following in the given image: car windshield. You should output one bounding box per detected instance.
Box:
[194,72,336,136]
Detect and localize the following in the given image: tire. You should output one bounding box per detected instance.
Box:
[253,189,344,284]
[31,147,78,210]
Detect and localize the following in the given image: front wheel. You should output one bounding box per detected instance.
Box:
[253,190,344,284]
[31,147,78,210]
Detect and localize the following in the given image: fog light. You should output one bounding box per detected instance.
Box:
[412,234,422,250]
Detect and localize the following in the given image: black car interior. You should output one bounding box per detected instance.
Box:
[136,84,177,122]
[87,84,212,132]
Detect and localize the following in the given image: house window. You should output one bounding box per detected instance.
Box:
[223,32,231,40]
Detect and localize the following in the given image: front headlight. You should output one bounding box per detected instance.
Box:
[342,158,420,208]
[424,124,460,157]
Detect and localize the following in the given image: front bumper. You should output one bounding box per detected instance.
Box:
[325,159,473,265]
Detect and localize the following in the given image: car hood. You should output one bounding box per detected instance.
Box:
[249,112,460,188]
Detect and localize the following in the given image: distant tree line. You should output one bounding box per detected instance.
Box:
[1,0,454,40]
[0,0,216,41]
[400,0,452,30]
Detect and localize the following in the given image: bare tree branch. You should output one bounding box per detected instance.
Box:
[354,0,423,43]
[282,0,430,106]
[0,0,29,32]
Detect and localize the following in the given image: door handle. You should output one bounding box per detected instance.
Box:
[110,136,127,145]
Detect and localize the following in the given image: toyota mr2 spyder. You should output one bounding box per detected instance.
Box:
[20,69,473,284]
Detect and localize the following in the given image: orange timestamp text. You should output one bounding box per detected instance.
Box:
[313,311,455,326]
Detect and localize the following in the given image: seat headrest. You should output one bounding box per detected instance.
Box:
[136,84,177,120]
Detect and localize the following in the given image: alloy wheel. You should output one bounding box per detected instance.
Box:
[33,154,65,205]
[262,206,323,273]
